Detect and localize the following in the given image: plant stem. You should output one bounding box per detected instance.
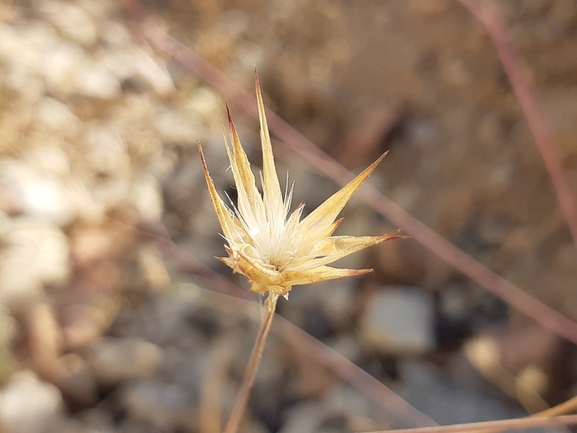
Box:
[223,293,279,433]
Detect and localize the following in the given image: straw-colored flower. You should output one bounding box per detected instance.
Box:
[198,73,401,297]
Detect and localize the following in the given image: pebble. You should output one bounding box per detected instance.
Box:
[325,384,388,432]
[0,219,70,308]
[397,359,526,424]
[0,371,64,433]
[279,401,352,433]
[44,41,86,95]
[278,401,330,433]
[86,337,162,386]
[130,175,164,223]
[0,23,57,73]
[44,41,121,99]
[45,2,98,47]
[360,286,435,355]
[76,64,121,99]
[0,160,75,226]
[121,380,197,431]
[23,146,71,177]
[34,97,80,135]
[154,106,202,144]
[2,60,45,102]
[77,409,114,433]
[96,49,135,83]
[99,20,132,47]
[82,124,131,179]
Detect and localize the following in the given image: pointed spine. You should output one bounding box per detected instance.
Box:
[255,70,284,221]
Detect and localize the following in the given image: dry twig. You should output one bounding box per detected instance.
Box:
[365,414,577,433]
[460,0,577,247]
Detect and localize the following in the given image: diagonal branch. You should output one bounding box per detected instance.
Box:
[460,0,577,246]
[365,414,577,433]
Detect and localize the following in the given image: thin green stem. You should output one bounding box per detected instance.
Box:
[223,293,279,433]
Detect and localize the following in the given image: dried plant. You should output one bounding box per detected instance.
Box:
[198,72,401,299]
[198,71,403,433]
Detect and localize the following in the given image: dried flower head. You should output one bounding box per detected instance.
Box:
[198,73,401,297]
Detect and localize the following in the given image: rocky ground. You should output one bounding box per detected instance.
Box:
[0,0,576,432]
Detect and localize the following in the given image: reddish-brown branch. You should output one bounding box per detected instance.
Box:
[366,414,577,433]
[460,0,577,246]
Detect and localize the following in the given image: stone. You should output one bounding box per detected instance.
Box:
[44,41,86,95]
[278,401,328,433]
[397,359,526,425]
[0,371,64,433]
[34,98,79,134]
[86,337,162,386]
[99,20,132,47]
[279,401,353,433]
[0,160,75,226]
[0,219,70,308]
[82,124,131,178]
[360,286,435,354]
[0,23,57,73]
[120,380,197,431]
[44,41,121,99]
[130,175,163,223]
[24,146,71,177]
[96,49,135,83]
[325,384,390,432]
[76,64,120,99]
[77,409,114,433]
[45,2,98,47]
[154,106,202,144]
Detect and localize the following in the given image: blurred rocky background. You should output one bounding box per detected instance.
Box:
[0,0,576,432]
